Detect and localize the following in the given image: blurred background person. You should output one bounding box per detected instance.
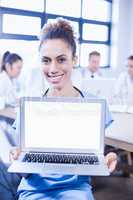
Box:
[72,51,102,89]
[81,51,102,79]
[114,55,133,104]
[0,51,23,107]
[0,51,23,200]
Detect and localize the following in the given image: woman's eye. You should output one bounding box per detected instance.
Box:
[42,58,50,64]
[58,58,66,63]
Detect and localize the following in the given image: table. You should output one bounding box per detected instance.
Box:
[105,112,133,152]
[105,109,133,173]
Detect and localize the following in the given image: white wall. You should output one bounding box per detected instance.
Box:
[128,0,133,55]
[114,0,131,74]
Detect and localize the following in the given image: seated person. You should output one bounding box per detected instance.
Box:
[0,51,23,107]
[80,51,102,79]
[10,18,117,200]
[71,51,102,89]
[114,55,133,103]
[0,121,21,200]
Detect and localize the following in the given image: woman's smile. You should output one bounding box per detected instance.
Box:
[47,73,65,84]
[40,39,75,89]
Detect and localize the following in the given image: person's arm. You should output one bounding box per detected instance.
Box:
[0,77,6,96]
[10,109,21,161]
[10,110,29,177]
[114,73,125,99]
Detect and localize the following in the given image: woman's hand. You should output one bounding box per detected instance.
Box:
[105,152,117,173]
[9,147,21,162]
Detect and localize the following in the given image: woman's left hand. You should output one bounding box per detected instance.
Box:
[105,152,117,173]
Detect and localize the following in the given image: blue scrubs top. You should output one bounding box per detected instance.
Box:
[15,90,113,200]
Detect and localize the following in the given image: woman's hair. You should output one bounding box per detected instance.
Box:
[128,55,133,61]
[39,18,77,57]
[1,51,22,72]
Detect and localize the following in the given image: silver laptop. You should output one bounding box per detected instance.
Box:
[8,97,109,176]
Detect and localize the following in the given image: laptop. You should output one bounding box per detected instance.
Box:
[82,78,116,102]
[8,97,109,176]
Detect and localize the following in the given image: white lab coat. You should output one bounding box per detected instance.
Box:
[80,67,102,79]
[71,67,102,90]
[114,71,133,102]
[0,71,17,105]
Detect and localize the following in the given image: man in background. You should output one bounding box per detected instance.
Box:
[71,51,102,89]
[114,55,133,103]
[82,51,102,79]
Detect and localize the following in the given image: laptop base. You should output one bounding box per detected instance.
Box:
[8,156,109,176]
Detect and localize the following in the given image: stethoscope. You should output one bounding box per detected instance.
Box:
[43,86,84,98]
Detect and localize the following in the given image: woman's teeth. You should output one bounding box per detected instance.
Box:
[48,74,64,83]
[48,74,64,78]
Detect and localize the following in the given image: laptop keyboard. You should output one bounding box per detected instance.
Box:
[23,153,99,165]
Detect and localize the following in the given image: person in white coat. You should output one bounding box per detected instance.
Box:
[0,51,23,106]
[71,51,102,89]
[81,51,102,79]
[114,55,133,103]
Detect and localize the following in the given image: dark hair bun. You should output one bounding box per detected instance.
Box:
[40,18,76,57]
[2,51,10,62]
[1,51,22,72]
[41,18,75,39]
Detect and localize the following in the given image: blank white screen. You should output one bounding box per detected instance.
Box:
[24,101,102,150]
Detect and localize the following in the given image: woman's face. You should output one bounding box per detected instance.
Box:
[6,60,23,78]
[40,39,76,90]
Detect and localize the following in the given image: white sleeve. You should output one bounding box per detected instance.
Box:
[114,73,126,97]
[12,109,20,146]
[0,78,6,96]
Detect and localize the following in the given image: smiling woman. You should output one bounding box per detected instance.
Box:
[10,18,117,200]
[39,19,78,97]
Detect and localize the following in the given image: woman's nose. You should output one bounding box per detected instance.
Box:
[49,61,59,73]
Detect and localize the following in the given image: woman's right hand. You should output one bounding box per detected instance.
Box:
[9,147,21,162]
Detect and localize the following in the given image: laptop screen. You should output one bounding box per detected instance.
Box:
[23,101,103,151]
